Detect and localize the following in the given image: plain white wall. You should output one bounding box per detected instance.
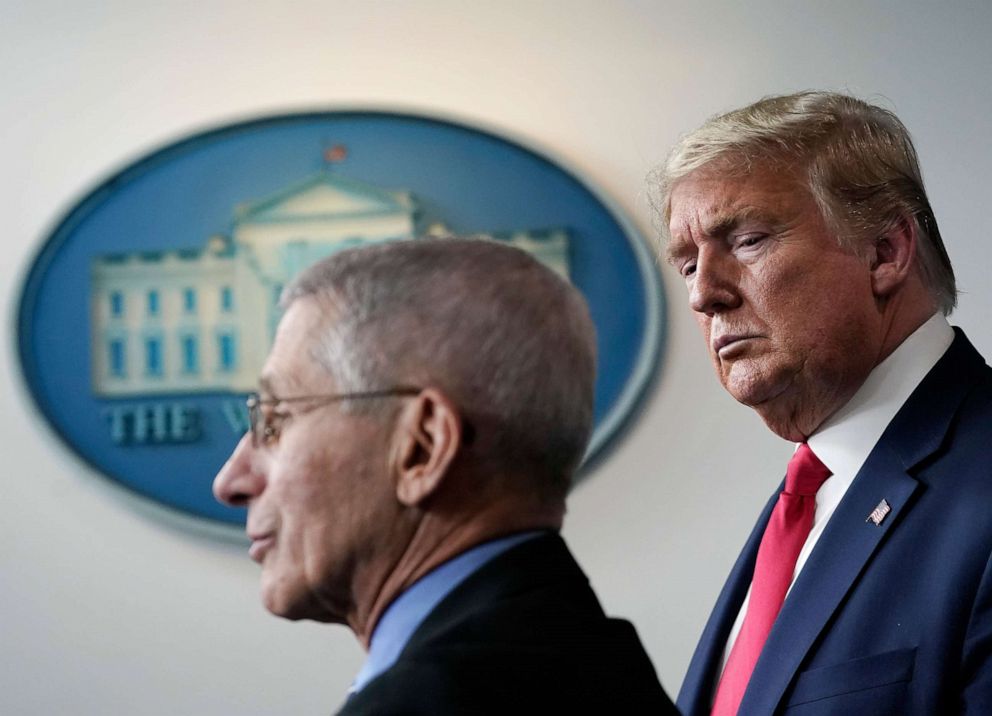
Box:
[3,1,991,713]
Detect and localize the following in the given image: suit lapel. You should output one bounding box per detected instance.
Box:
[739,329,985,714]
[677,492,778,716]
[739,449,919,714]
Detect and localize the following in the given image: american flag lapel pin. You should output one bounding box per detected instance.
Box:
[866,499,892,526]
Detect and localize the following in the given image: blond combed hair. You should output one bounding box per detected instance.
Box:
[650,91,956,314]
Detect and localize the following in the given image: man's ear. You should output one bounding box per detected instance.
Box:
[869,217,918,299]
[391,388,464,508]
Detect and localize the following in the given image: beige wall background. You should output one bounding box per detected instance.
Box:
[3,1,991,713]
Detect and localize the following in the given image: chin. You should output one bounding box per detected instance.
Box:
[261,590,314,621]
[727,380,803,439]
[260,581,341,623]
[726,356,800,402]
[260,586,292,618]
[259,572,303,618]
[726,378,781,409]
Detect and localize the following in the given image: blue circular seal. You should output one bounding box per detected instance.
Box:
[17,111,664,526]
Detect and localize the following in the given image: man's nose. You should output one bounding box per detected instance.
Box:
[213,435,266,507]
[688,252,741,316]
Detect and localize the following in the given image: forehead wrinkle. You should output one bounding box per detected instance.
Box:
[702,205,778,237]
[667,193,786,266]
[665,199,732,264]
[260,297,336,399]
[666,200,709,262]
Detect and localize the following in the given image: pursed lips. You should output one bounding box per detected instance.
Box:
[712,333,759,356]
[247,531,275,563]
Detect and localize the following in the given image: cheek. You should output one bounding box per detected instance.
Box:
[269,486,342,605]
[762,265,877,372]
[262,452,335,550]
[804,272,874,337]
[694,317,723,373]
[694,314,714,347]
[751,262,806,315]
[275,442,339,504]
[751,256,847,339]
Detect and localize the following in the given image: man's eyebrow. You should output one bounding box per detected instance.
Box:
[258,375,277,396]
[664,239,695,266]
[665,206,777,265]
[260,370,308,398]
[259,374,294,396]
[702,207,774,237]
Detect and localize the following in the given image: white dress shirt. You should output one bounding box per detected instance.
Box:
[716,313,955,679]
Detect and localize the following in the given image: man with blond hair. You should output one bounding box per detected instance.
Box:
[656,92,992,714]
[214,237,676,714]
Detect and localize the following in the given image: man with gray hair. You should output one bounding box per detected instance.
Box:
[655,92,992,715]
[213,237,676,714]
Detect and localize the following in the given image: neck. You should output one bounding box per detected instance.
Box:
[347,495,564,647]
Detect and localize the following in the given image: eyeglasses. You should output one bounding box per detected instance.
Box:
[246,387,422,448]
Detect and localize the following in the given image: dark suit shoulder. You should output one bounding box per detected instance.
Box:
[342,640,677,715]
[913,332,992,496]
[339,534,677,715]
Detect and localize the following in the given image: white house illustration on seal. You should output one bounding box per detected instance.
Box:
[90,170,570,397]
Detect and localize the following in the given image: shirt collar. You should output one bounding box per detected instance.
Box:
[349,530,544,695]
[807,312,953,478]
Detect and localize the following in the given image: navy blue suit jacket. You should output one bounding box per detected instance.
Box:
[678,329,992,715]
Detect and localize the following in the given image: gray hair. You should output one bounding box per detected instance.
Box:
[650,91,956,314]
[280,237,597,499]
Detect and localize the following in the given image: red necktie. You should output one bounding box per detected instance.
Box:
[710,443,832,716]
